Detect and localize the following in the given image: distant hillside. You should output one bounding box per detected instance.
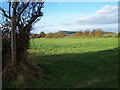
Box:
[58,30,117,35]
[58,31,77,35]
[103,31,116,34]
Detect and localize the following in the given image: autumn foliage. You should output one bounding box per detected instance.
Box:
[108,32,113,37]
[30,29,118,39]
[45,32,65,38]
[74,29,103,38]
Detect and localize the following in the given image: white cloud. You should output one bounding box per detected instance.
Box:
[76,5,118,24]
[96,5,118,14]
[33,5,118,34]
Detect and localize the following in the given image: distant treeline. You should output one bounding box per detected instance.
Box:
[31,29,120,39]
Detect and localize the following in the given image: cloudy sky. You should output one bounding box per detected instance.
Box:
[32,2,118,34]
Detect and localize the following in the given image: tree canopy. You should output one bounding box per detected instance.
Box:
[0,1,44,64]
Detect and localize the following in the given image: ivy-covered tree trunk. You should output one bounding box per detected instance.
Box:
[16,26,31,64]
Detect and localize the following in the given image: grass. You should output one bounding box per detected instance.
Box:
[29,37,118,56]
[27,37,119,88]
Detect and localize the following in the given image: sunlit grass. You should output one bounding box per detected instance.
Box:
[29,37,118,56]
[26,37,118,88]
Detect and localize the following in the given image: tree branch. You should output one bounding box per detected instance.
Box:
[9,2,11,18]
[0,7,11,19]
[17,2,29,19]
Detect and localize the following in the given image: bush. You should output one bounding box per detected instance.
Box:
[45,33,54,38]
[31,34,39,39]
[108,32,113,37]
[74,31,83,37]
[39,32,46,38]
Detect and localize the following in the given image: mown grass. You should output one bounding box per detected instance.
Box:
[28,37,118,88]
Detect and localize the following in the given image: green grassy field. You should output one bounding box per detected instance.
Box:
[28,37,118,88]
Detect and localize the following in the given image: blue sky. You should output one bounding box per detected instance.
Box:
[43,2,117,14]
[33,2,118,34]
[0,1,118,33]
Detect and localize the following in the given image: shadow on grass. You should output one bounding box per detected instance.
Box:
[30,47,119,88]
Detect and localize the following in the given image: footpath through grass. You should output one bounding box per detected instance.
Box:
[28,37,118,88]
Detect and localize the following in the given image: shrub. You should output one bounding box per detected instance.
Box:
[45,33,54,38]
[74,31,83,38]
[39,32,46,38]
[108,32,113,37]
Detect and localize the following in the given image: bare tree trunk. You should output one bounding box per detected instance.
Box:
[11,2,16,65]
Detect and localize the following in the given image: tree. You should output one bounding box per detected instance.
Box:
[108,32,113,37]
[1,2,45,87]
[45,33,53,38]
[74,31,83,38]
[0,2,44,65]
[11,2,17,65]
[90,29,103,37]
[94,29,103,37]
[31,34,39,38]
[84,30,90,37]
[1,20,11,38]
[56,32,65,38]
[40,31,46,38]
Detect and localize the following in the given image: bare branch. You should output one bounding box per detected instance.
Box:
[17,2,29,19]
[9,2,11,18]
[0,7,11,19]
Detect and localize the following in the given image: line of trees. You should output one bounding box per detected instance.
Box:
[31,29,119,39]
[31,31,65,38]
[45,32,65,38]
[74,29,104,38]
[73,29,118,38]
